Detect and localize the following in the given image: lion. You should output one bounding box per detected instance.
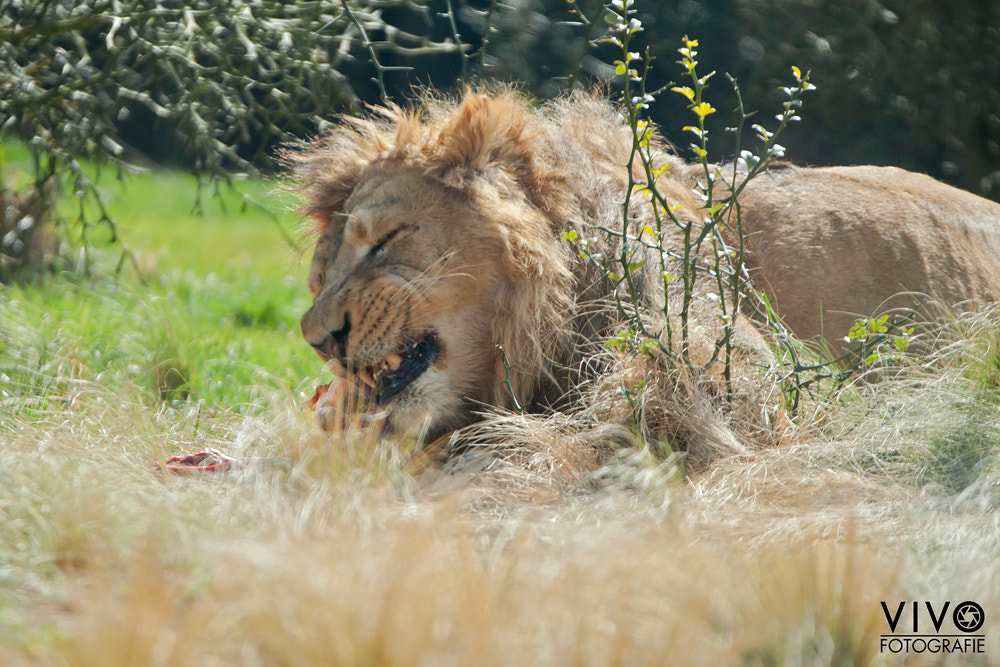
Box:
[289,88,1000,463]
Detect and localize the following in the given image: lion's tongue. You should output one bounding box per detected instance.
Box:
[303,382,332,411]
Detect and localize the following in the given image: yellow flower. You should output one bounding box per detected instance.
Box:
[791,65,802,81]
[652,163,671,178]
[635,119,654,148]
[683,36,699,50]
[671,86,696,102]
[692,102,716,118]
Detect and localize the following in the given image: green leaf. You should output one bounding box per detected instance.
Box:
[605,330,635,349]
[871,314,891,333]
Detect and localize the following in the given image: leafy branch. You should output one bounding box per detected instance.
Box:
[563,1,902,422]
[0,0,455,278]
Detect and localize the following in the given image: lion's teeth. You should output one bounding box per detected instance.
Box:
[356,367,376,388]
[385,352,403,371]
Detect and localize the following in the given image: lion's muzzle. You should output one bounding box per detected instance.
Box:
[304,312,351,363]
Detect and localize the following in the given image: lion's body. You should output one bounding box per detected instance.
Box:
[727,164,1000,346]
[292,89,1000,458]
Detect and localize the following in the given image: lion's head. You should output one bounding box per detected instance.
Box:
[292,91,656,441]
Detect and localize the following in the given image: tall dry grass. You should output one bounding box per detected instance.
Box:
[2,300,1000,665]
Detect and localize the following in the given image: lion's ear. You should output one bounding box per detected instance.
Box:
[429,90,576,224]
[433,91,536,176]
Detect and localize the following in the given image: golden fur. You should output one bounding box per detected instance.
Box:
[707,164,1000,346]
[289,89,1000,462]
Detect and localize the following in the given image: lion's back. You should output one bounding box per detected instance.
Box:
[737,165,1000,344]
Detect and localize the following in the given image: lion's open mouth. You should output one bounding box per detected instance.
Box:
[371,332,438,405]
[305,333,439,424]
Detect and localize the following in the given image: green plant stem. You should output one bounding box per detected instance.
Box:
[443,0,468,83]
[340,0,391,101]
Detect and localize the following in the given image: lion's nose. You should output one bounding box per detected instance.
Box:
[304,313,351,362]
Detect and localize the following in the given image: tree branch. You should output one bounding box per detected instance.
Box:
[0,12,104,45]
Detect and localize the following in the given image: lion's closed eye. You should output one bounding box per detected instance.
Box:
[369,227,403,258]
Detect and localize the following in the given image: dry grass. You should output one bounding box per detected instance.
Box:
[3,320,1000,667]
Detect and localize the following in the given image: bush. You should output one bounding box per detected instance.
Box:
[0,0,455,277]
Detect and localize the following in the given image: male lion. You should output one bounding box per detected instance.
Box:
[290,89,1000,459]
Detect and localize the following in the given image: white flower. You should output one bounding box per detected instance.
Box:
[753,124,774,142]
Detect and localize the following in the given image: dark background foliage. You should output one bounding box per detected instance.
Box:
[5,0,998,194]
[421,0,1000,201]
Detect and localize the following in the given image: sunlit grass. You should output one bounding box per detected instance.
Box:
[2,147,318,412]
[96,169,303,279]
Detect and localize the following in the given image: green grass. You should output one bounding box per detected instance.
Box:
[94,169,303,278]
[2,152,318,413]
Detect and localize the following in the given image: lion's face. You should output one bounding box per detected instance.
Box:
[300,164,528,440]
